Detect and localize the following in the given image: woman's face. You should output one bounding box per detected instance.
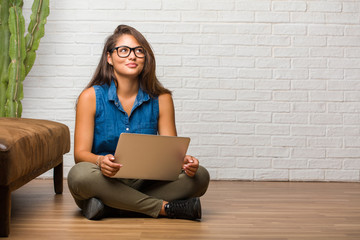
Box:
[107,34,145,81]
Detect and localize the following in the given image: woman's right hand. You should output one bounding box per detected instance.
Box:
[98,154,122,177]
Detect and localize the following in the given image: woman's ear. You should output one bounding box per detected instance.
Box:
[107,52,113,66]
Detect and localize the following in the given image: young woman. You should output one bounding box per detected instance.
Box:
[67,25,210,220]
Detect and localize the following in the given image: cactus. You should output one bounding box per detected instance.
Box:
[0,0,49,117]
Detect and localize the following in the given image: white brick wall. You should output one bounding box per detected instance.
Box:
[21,0,360,182]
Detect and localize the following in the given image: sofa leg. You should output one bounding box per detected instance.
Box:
[0,186,11,237]
[54,160,63,194]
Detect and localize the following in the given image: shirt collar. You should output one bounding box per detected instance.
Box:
[108,80,150,111]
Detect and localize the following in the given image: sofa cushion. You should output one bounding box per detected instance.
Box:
[0,118,70,186]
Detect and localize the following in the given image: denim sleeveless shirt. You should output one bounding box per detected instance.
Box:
[92,81,159,156]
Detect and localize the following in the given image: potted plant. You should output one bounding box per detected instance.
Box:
[0,0,49,117]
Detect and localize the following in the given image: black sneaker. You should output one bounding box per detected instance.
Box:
[82,198,105,220]
[164,197,201,220]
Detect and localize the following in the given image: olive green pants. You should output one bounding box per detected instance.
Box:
[67,162,210,218]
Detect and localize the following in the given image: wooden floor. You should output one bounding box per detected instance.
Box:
[5,180,360,240]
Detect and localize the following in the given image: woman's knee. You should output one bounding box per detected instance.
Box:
[194,165,210,196]
[67,162,99,193]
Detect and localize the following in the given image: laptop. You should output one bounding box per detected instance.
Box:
[111,133,190,181]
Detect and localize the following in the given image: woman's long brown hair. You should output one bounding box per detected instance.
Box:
[86,25,171,97]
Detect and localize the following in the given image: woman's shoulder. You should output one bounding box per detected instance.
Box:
[79,87,96,102]
[158,93,174,113]
[158,92,173,103]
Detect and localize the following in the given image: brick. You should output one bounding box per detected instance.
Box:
[201,67,237,78]
[183,57,218,67]
[218,11,254,22]
[256,124,290,136]
[329,103,360,113]
[237,158,272,169]
[220,35,256,45]
[236,46,272,57]
[310,47,343,57]
[220,57,254,68]
[256,102,290,113]
[290,170,325,181]
[238,136,271,146]
[220,147,253,157]
[344,137,360,147]
[310,92,343,102]
[255,147,290,158]
[273,92,308,102]
[255,170,289,181]
[308,24,344,36]
[273,24,307,35]
[256,58,290,69]
[292,103,326,113]
[175,112,199,122]
[291,80,326,91]
[257,36,291,46]
[237,23,271,34]
[326,13,360,24]
[327,127,360,137]
[308,159,342,169]
[237,69,272,79]
[344,159,360,170]
[200,113,236,122]
[237,112,272,123]
[327,148,360,158]
[200,45,236,56]
[291,126,326,136]
[237,91,272,101]
[274,69,309,80]
[219,124,254,135]
[200,0,234,10]
[272,137,306,147]
[255,12,290,23]
[236,1,270,11]
[200,89,236,100]
[309,69,343,79]
[307,2,342,12]
[183,100,219,111]
[274,47,309,57]
[255,80,290,90]
[273,159,307,169]
[273,113,308,124]
[203,157,236,168]
[164,24,199,33]
[200,135,237,145]
[218,169,254,180]
[182,11,218,22]
[311,114,343,125]
[308,137,343,148]
[183,78,219,89]
[220,101,255,111]
[325,170,359,182]
[220,79,254,90]
[291,12,326,23]
[272,1,306,12]
[182,123,220,134]
[201,24,238,34]
[163,0,198,10]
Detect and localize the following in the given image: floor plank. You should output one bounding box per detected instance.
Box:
[6,180,360,240]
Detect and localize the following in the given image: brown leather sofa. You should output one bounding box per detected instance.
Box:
[0,118,70,237]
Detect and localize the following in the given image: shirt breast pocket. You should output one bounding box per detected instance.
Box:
[134,121,158,135]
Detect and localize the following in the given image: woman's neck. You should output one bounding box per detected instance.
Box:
[115,76,139,98]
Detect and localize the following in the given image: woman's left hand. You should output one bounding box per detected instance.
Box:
[183,155,199,177]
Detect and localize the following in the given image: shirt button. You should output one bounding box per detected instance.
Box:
[126,128,129,131]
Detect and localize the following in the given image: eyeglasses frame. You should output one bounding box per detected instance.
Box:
[109,45,146,58]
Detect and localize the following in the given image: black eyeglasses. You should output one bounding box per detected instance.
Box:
[110,45,146,58]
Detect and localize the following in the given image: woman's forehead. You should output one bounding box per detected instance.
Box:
[115,34,140,47]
